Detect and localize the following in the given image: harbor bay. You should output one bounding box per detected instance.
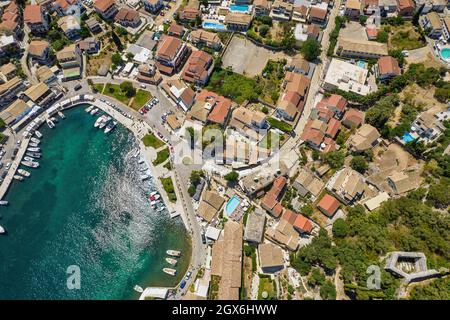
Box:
[0,105,190,299]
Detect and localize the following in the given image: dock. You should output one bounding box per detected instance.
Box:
[0,139,30,201]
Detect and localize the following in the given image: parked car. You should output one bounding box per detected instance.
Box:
[185,271,192,281]
[5,162,11,170]
[140,84,146,89]
[74,84,82,91]
[179,280,186,289]
[201,233,206,244]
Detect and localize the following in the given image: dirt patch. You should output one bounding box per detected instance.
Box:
[399,83,447,114]
[339,21,368,41]
[243,255,253,300]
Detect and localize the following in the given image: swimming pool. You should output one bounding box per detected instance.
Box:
[402,132,415,143]
[229,4,249,13]
[440,48,450,61]
[202,21,227,31]
[225,196,241,217]
[357,61,365,68]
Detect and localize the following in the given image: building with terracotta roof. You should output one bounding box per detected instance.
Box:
[0,76,27,108]
[261,176,287,217]
[0,99,31,126]
[244,208,266,244]
[376,56,401,81]
[85,16,102,33]
[93,0,118,20]
[300,119,326,150]
[442,17,450,41]
[228,106,267,141]
[308,5,328,24]
[293,167,324,198]
[397,0,415,16]
[24,4,48,34]
[179,7,200,22]
[114,7,141,28]
[189,29,222,50]
[342,108,364,128]
[316,94,348,119]
[143,0,164,13]
[366,25,378,40]
[0,1,22,38]
[155,35,191,75]
[28,40,51,65]
[22,82,56,106]
[167,23,185,38]
[191,90,232,126]
[225,12,252,30]
[266,218,300,251]
[282,208,313,234]
[292,5,309,22]
[181,50,214,86]
[276,72,310,121]
[57,15,81,39]
[56,44,82,81]
[162,79,195,111]
[36,65,56,84]
[325,118,341,138]
[210,220,242,300]
[79,37,100,54]
[0,63,16,82]
[52,0,83,17]
[270,0,293,21]
[259,243,284,273]
[197,190,225,222]
[136,63,162,85]
[420,11,443,39]
[336,38,388,59]
[286,55,310,76]
[363,0,379,14]
[348,123,380,152]
[317,194,340,217]
[345,0,362,19]
[327,167,366,205]
[254,0,270,16]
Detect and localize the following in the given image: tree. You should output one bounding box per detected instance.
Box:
[190,170,203,187]
[332,218,349,238]
[359,16,368,26]
[426,178,450,209]
[376,31,389,43]
[350,156,369,173]
[224,171,239,183]
[323,151,345,169]
[301,39,321,61]
[308,268,325,287]
[80,26,91,39]
[259,24,270,37]
[261,106,269,114]
[120,81,136,97]
[112,53,124,66]
[301,204,314,217]
[320,280,337,300]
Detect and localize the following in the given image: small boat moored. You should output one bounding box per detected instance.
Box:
[21,161,39,168]
[13,175,24,181]
[0,225,6,234]
[0,201,8,206]
[166,250,181,257]
[18,169,30,177]
[165,257,177,266]
[162,268,176,276]
[34,130,43,138]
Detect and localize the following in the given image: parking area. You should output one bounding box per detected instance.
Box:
[222,36,286,77]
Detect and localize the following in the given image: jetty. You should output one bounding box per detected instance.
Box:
[0,139,30,201]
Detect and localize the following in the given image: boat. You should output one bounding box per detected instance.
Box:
[94,115,107,128]
[148,194,160,201]
[58,111,65,119]
[27,147,40,152]
[133,285,144,293]
[104,121,117,134]
[13,175,24,181]
[29,142,39,148]
[90,108,99,115]
[166,250,181,257]
[85,106,94,113]
[34,130,43,138]
[162,268,176,276]
[0,225,5,234]
[30,137,40,144]
[138,158,145,164]
[140,174,150,181]
[156,206,165,212]
[26,152,41,159]
[51,117,58,123]
[18,169,30,177]
[0,201,8,206]
[24,156,35,162]
[21,161,39,168]
[165,258,177,266]
[99,116,111,129]
[46,118,55,129]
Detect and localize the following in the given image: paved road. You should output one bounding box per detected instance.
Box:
[20,26,37,85]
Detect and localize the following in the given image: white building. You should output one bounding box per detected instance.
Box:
[323,58,371,96]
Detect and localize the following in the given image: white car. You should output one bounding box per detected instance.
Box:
[5,162,11,170]
[401,50,409,57]
[140,84,146,89]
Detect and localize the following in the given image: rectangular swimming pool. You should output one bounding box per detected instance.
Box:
[202,21,227,31]
[229,5,249,13]
[225,196,241,217]
[402,132,415,143]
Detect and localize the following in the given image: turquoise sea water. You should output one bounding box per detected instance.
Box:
[0,105,190,299]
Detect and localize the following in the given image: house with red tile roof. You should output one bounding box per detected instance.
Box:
[320,94,347,118]
[282,209,313,234]
[366,25,378,40]
[342,108,365,128]
[143,0,164,14]
[261,176,287,217]
[167,23,185,38]
[181,50,214,86]
[179,7,200,22]
[300,119,326,150]
[24,4,48,34]
[52,0,83,17]
[93,0,118,20]
[0,2,22,37]
[162,79,196,111]
[155,35,191,75]
[308,6,327,24]
[397,0,415,16]
[376,56,401,81]
[325,118,341,138]
[317,194,340,217]
[114,7,141,28]
[276,72,310,121]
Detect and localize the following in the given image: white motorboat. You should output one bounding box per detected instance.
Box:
[162,268,176,276]
[85,106,94,113]
[18,169,30,177]
[156,206,165,212]
[104,121,117,134]
[13,175,24,181]
[140,174,150,181]
[99,116,111,129]
[0,225,5,234]
[50,117,58,123]
[30,137,40,144]
[24,156,35,162]
[34,130,43,138]
[26,152,41,159]
[29,142,39,148]
[166,250,181,257]
[165,258,177,266]
[0,201,8,206]
[90,108,99,115]
[46,118,55,129]
[27,147,40,152]
[21,161,39,168]
[58,111,65,119]
[94,115,107,128]
[133,285,144,293]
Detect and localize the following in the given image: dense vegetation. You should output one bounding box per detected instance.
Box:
[409,277,450,300]
[291,194,450,299]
